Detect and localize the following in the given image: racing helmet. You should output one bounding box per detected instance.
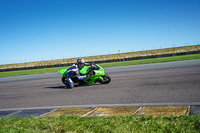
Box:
[77,59,85,69]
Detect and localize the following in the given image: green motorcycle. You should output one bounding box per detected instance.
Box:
[58,62,111,87]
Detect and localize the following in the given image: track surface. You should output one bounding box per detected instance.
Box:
[0,59,200,110]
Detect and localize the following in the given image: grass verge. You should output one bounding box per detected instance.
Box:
[0,115,200,133]
[1,45,200,70]
[0,54,200,77]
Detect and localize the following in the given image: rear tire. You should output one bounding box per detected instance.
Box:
[62,76,68,86]
[99,73,111,84]
[62,76,74,89]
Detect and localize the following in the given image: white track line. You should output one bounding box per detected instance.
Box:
[1,102,200,111]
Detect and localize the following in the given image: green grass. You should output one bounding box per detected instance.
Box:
[100,53,200,68]
[0,54,200,77]
[0,115,200,133]
[1,45,200,70]
[0,66,68,77]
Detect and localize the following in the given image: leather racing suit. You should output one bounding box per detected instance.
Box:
[65,63,90,88]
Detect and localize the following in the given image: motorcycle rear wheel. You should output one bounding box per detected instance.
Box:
[62,76,75,88]
[62,76,68,86]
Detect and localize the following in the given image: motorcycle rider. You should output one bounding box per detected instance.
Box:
[65,59,90,88]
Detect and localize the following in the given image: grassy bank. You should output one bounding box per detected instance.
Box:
[100,53,200,68]
[0,115,200,132]
[1,45,200,71]
[0,53,200,77]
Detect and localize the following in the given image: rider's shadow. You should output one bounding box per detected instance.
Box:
[45,86,68,89]
[45,84,87,89]
[45,84,102,89]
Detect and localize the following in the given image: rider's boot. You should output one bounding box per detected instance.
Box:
[68,78,74,88]
[69,84,74,88]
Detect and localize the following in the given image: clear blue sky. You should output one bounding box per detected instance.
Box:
[0,0,200,65]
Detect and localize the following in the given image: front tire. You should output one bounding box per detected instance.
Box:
[99,73,111,84]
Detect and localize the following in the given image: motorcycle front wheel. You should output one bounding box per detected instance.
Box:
[99,73,111,84]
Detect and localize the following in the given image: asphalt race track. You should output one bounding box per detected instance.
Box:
[0,59,200,110]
